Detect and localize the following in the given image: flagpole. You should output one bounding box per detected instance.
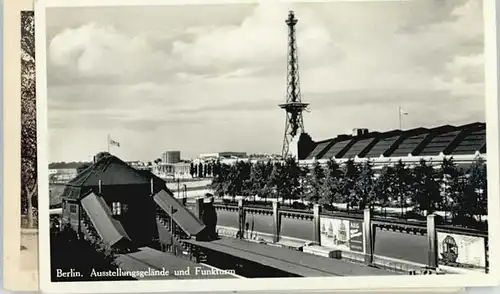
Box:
[107,134,110,153]
[398,106,402,130]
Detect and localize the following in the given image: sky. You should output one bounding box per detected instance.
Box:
[45,0,485,162]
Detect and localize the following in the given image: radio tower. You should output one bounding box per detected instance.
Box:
[279,10,309,158]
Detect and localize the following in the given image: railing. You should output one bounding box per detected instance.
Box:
[280,209,314,221]
[213,204,239,212]
[80,209,100,241]
[245,207,273,216]
[436,224,488,238]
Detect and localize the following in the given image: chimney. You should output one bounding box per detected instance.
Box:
[352,128,369,136]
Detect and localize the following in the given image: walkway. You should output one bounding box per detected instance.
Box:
[184,238,395,277]
[116,247,237,280]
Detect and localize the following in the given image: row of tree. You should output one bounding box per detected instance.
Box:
[190,162,215,178]
[20,11,37,228]
[209,157,487,223]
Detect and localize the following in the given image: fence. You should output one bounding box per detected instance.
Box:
[212,202,488,273]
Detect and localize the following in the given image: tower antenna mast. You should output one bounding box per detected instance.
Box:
[279,10,309,158]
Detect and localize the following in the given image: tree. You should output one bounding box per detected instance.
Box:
[50,225,125,281]
[320,159,342,207]
[279,157,302,203]
[259,161,275,203]
[307,161,325,203]
[198,163,204,178]
[340,159,360,212]
[21,11,37,228]
[190,162,195,178]
[353,161,376,210]
[240,161,253,196]
[464,157,487,222]
[249,161,271,201]
[439,157,462,221]
[193,163,198,178]
[299,164,310,202]
[374,165,396,216]
[212,160,220,178]
[206,163,213,177]
[211,161,229,197]
[269,162,285,200]
[306,161,325,204]
[412,159,441,215]
[392,160,413,217]
[224,164,240,200]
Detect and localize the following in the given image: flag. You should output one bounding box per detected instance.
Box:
[109,138,120,147]
[400,108,408,115]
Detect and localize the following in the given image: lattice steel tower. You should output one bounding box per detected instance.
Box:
[280,10,309,158]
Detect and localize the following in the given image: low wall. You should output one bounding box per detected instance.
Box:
[212,202,489,273]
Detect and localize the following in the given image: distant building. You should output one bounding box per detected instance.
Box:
[153,162,191,179]
[48,167,79,182]
[199,152,247,161]
[48,162,84,179]
[296,122,486,169]
[162,151,181,164]
[127,161,151,171]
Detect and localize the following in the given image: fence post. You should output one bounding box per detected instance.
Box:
[427,214,438,269]
[313,204,321,245]
[238,199,244,239]
[485,237,489,274]
[273,201,280,243]
[170,205,175,253]
[363,208,373,265]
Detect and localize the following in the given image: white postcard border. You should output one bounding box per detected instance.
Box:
[3,0,39,291]
[36,0,500,292]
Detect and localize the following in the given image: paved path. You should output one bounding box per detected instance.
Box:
[216,210,428,265]
[166,180,211,190]
[20,231,38,271]
[117,247,236,280]
[185,238,394,277]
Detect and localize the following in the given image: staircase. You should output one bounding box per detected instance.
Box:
[157,213,208,263]
[80,210,102,244]
[156,209,190,256]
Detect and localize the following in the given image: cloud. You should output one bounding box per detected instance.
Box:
[48,23,172,83]
[45,0,485,161]
[170,1,339,74]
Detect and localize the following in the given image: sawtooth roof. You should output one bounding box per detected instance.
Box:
[304,122,485,160]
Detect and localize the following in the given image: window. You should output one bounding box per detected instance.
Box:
[70,204,77,214]
[112,202,122,215]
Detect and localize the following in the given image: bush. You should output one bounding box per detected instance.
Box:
[50,225,131,282]
[291,201,307,210]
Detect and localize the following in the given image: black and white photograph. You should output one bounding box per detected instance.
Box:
[36,0,500,292]
[3,0,40,291]
[21,9,39,273]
